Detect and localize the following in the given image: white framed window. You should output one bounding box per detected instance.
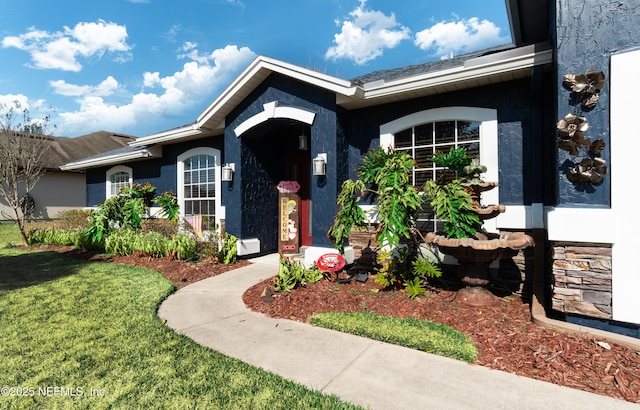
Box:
[380,107,498,232]
[106,165,133,198]
[177,147,221,232]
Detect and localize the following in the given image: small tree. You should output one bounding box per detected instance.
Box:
[0,101,53,244]
[328,147,442,298]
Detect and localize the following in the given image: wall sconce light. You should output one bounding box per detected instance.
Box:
[221,163,235,181]
[313,153,327,176]
[298,133,308,150]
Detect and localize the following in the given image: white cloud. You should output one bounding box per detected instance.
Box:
[50,76,119,97]
[325,0,410,65]
[2,20,131,72]
[414,17,509,59]
[0,94,31,110]
[163,24,181,43]
[56,44,256,136]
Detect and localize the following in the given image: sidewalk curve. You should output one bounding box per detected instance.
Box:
[158,254,636,410]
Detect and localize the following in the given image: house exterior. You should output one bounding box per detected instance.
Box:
[0,131,135,220]
[62,0,640,338]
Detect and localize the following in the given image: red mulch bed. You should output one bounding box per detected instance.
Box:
[243,275,640,405]
[40,246,640,404]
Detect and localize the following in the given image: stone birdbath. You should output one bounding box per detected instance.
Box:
[425,230,534,306]
[424,157,535,306]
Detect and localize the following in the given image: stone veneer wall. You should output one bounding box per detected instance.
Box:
[551,243,612,319]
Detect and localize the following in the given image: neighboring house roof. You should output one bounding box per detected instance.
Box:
[48,131,136,169]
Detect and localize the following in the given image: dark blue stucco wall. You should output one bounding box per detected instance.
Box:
[342,77,553,206]
[85,138,224,207]
[223,73,338,252]
[555,0,640,207]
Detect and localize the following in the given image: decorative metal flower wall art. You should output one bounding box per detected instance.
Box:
[557,69,607,187]
[562,69,606,110]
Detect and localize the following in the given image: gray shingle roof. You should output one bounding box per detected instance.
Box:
[45,131,135,169]
[349,43,514,85]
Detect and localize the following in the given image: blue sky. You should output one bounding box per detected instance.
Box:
[0,0,511,137]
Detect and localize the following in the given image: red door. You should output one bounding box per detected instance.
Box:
[287,152,312,246]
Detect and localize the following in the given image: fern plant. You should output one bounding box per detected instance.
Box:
[168,234,197,260]
[431,146,472,177]
[327,179,367,254]
[274,256,323,292]
[152,191,180,221]
[403,277,426,299]
[330,147,442,295]
[136,231,168,257]
[373,150,423,248]
[424,179,480,239]
[218,232,238,264]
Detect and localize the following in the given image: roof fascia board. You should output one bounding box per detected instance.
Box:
[61,145,163,171]
[196,56,357,127]
[129,124,201,148]
[361,46,552,100]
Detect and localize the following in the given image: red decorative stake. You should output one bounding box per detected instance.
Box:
[317,253,346,281]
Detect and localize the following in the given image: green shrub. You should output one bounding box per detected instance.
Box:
[54,209,91,230]
[219,232,237,264]
[327,179,368,255]
[104,229,138,256]
[310,311,477,363]
[274,257,324,292]
[196,239,219,260]
[142,218,179,238]
[331,147,441,291]
[375,246,442,297]
[168,234,197,260]
[27,227,81,247]
[152,191,179,221]
[85,183,156,248]
[135,231,168,257]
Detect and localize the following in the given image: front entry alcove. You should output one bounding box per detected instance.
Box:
[239,119,312,254]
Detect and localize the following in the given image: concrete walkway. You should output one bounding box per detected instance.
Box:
[158,254,637,409]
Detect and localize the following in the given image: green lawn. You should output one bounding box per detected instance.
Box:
[0,231,359,409]
[310,311,477,362]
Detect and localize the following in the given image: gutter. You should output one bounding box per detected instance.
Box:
[61,145,162,171]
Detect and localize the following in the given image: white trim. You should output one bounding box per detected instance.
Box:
[610,49,640,323]
[496,204,546,230]
[197,56,354,129]
[543,48,640,324]
[176,147,223,230]
[61,146,162,171]
[106,165,132,199]
[129,124,202,148]
[380,107,500,233]
[362,45,553,102]
[546,207,615,243]
[234,101,316,137]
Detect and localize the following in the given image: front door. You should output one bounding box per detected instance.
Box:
[287,152,312,246]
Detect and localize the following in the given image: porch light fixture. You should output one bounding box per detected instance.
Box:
[313,153,327,176]
[221,163,235,181]
[298,133,308,150]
